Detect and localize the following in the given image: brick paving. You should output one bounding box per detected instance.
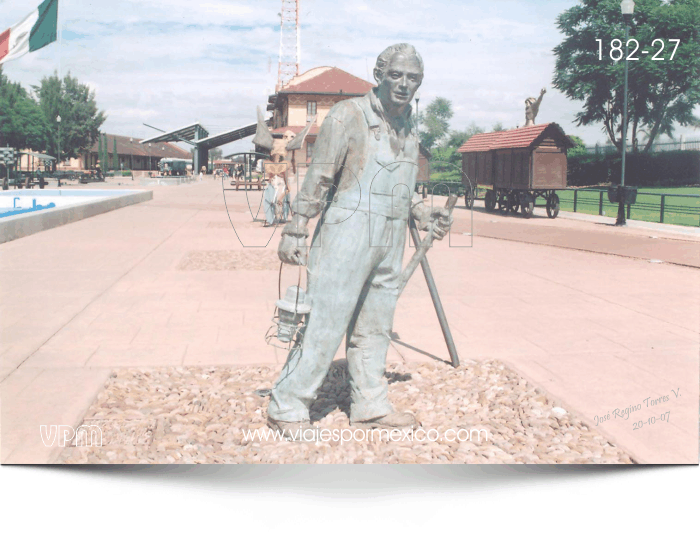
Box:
[1,179,698,464]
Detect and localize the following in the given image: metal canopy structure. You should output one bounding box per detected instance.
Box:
[140,122,209,145]
[196,122,259,150]
[140,118,271,173]
[20,152,56,161]
[141,122,209,173]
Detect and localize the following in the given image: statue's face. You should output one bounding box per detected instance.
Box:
[377,53,422,112]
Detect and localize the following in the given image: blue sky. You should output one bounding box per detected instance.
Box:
[1,0,697,154]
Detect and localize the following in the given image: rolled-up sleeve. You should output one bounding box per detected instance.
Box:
[290,107,349,219]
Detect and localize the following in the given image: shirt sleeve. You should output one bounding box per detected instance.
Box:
[290,106,350,219]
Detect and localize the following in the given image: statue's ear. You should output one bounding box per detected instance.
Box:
[373,68,383,84]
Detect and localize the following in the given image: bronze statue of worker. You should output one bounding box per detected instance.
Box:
[267,43,452,437]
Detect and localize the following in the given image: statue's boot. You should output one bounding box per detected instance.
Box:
[354,411,418,430]
[266,417,315,441]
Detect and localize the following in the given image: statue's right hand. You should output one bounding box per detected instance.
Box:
[278,233,308,266]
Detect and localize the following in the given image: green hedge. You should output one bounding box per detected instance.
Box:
[568,150,700,187]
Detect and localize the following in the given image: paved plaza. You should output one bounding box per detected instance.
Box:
[1,177,698,463]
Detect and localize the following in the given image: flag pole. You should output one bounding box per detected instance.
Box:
[57,0,61,80]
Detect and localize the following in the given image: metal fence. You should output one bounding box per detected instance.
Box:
[560,188,700,227]
[585,139,700,154]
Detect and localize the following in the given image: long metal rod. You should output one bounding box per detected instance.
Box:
[399,195,458,293]
[408,216,460,367]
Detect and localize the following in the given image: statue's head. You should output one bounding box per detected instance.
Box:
[282,130,295,144]
[525,97,536,106]
[373,43,423,114]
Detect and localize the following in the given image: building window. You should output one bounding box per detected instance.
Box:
[306,140,314,161]
[307,101,317,123]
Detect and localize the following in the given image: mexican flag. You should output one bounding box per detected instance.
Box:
[0,0,59,66]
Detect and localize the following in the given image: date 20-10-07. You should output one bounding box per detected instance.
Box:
[596,38,681,61]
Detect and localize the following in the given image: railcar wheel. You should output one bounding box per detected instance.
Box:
[464,187,474,209]
[521,193,534,218]
[484,190,496,212]
[497,191,508,212]
[546,193,560,219]
[508,192,520,214]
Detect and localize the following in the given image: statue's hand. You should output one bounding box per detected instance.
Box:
[278,214,310,265]
[278,234,308,266]
[411,202,432,232]
[430,207,454,241]
[540,87,547,95]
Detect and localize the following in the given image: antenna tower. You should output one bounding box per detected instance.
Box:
[277,0,301,91]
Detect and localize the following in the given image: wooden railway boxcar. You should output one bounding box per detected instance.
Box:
[458,123,573,218]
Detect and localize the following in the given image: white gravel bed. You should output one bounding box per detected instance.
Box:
[58,359,635,464]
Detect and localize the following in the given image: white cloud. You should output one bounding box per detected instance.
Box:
[1,0,697,148]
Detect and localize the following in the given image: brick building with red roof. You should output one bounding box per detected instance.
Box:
[266,66,375,163]
[264,65,430,182]
[40,133,191,172]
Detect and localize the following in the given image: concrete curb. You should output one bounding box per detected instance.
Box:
[0,190,153,244]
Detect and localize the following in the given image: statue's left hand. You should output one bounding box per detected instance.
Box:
[430,207,453,241]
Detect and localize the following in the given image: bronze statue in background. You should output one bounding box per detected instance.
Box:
[525,88,546,127]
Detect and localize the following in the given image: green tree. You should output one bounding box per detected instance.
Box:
[568,135,588,157]
[0,67,47,151]
[553,0,700,152]
[491,122,505,132]
[34,71,106,160]
[419,97,453,150]
[432,123,485,169]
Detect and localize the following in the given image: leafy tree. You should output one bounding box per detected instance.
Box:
[33,71,106,160]
[418,97,453,150]
[0,66,47,151]
[432,123,485,168]
[568,135,588,156]
[491,122,505,132]
[448,124,485,150]
[553,0,700,152]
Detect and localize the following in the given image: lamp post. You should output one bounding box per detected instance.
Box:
[148,143,152,172]
[56,114,62,187]
[616,0,635,226]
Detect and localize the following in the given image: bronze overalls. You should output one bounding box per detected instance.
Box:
[268,95,419,423]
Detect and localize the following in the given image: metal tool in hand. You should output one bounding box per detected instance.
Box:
[397,194,458,294]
